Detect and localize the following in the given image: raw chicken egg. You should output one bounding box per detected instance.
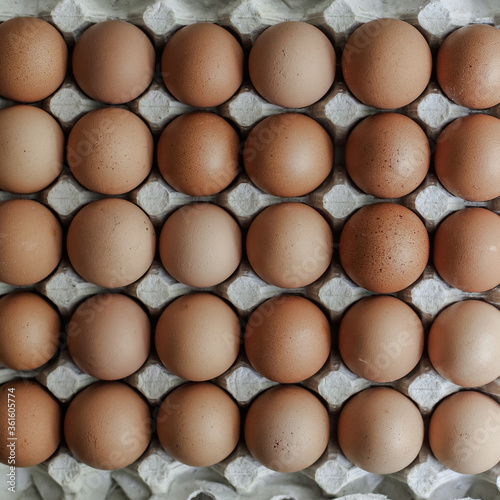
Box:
[243,113,333,197]
[342,19,432,109]
[244,295,331,383]
[433,208,500,292]
[249,21,335,108]
[157,382,240,467]
[246,203,333,288]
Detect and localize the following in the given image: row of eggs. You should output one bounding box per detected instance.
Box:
[2,17,500,111]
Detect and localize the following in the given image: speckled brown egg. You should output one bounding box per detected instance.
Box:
[159,203,241,288]
[0,379,62,467]
[0,17,67,103]
[342,19,432,109]
[0,293,60,371]
[246,203,333,288]
[249,22,335,108]
[73,20,155,104]
[157,382,240,467]
[64,381,151,470]
[67,107,153,195]
[339,203,429,293]
[434,114,500,202]
[67,294,150,380]
[244,385,329,472]
[244,295,331,383]
[155,293,240,381]
[437,24,500,109]
[243,113,333,197]
[345,113,430,198]
[67,199,155,288]
[429,391,500,474]
[157,112,239,196]
[338,387,424,474]
[0,105,64,194]
[428,300,500,388]
[339,296,424,383]
[433,208,500,292]
[161,23,244,107]
[0,199,62,286]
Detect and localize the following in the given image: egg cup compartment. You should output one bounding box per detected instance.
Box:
[0,0,499,499]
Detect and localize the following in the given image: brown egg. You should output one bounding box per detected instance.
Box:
[0,199,62,286]
[345,113,430,198]
[342,19,432,109]
[437,25,500,109]
[338,387,423,474]
[243,113,333,197]
[161,23,244,107]
[249,22,335,108]
[245,295,331,383]
[65,381,150,470]
[0,293,60,371]
[429,391,500,474]
[67,199,155,288]
[159,203,241,288]
[68,294,150,380]
[246,203,333,288]
[244,385,329,472]
[433,208,500,292]
[0,105,64,194]
[67,107,153,195]
[157,382,240,466]
[0,17,67,102]
[157,112,239,196]
[339,296,424,383]
[339,203,429,293]
[434,114,500,202]
[428,301,500,387]
[155,293,240,381]
[0,379,62,467]
[73,20,155,104]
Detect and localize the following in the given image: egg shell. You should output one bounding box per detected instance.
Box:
[338,295,424,383]
[157,112,239,196]
[73,20,155,104]
[67,198,155,288]
[434,114,500,202]
[155,293,240,381]
[345,113,430,199]
[67,294,150,380]
[244,295,331,383]
[243,113,334,197]
[161,23,244,107]
[433,208,500,293]
[337,387,424,474]
[244,385,329,473]
[159,203,242,288]
[428,300,500,387]
[0,105,64,194]
[437,24,500,109]
[0,293,60,371]
[246,202,333,289]
[156,382,240,467]
[64,381,151,470]
[339,202,429,293]
[67,107,153,195]
[0,199,62,286]
[0,17,67,103]
[429,391,500,474]
[0,379,62,467]
[249,21,335,108]
[342,18,432,109]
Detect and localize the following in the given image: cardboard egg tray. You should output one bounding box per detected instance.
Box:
[0,0,499,499]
